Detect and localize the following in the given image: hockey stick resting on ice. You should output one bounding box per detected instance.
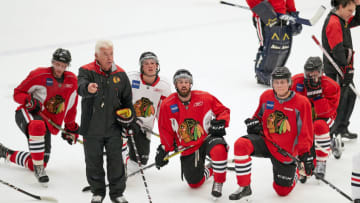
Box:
[312,35,360,98]
[219,0,326,26]
[38,112,83,144]
[0,178,58,202]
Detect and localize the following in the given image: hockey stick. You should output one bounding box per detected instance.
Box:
[0,178,57,202]
[219,0,326,26]
[82,145,193,192]
[312,35,360,98]
[264,136,353,201]
[38,112,83,144]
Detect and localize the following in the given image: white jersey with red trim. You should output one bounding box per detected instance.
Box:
[128,71,171,131]
[14,67,78,135]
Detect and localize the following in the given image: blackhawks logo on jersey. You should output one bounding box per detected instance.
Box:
[266,110,291,134]
[134,97,155,117]
[45,95,65,114]
[178,119,204,143]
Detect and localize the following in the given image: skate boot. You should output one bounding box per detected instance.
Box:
[91,195,105,203]
[354,199,360,203]
[299,175,307,184]
[211,182,223,199]
[111,196,128,203]
[0,143,13,160]
[229,185,252,201]
[314,160,326,179]
[341,129,358,140]
[331,134,344,159]
[33,164,49,185]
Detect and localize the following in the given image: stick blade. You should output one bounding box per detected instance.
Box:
[310,5,326,26]
[40,196,58,202]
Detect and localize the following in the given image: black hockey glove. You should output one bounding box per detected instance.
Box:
[155,144,169,170]
[289,12,302,36]
[208,119,226,137]
[244,117,263,135]
[61,122,79,145]
[299,152,314,176]
[304,78,322,98]
[25,94,42,114]
[340,65,354,86]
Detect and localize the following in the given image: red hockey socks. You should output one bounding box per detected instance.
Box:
[234,138,254,187]
[209,144,227,183]
[28,120,46,166]
[314,120,331,160]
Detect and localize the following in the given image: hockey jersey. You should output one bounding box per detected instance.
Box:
[291,74,340,120]
[14,67,78,135]
[246,0,296,17]
[253,89,313,163]
[128,72,171,133]
[158,90,230,156]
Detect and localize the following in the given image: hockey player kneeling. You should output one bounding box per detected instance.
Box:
[229,67,314,201]
[155,69,230,199]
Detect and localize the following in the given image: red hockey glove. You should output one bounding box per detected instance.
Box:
[208,119,226,137]
[244,117,263,135]
[299,152,314,176]
[340,65,354,86]
[304,78,322,98]
[25,94,42,114]
[62,122,79,145]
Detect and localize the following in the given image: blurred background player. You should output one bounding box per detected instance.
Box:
[0,48,79,185]
[291,56,340,182]
[122,51,171,174]
[321,0,360,139]
[155,69,230,199]
[229,66,314,201]
[246,0,302,85]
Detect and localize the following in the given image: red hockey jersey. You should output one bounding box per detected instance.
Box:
[14,67,78,135]
[246,0,296,17]
[253,89,313,163]
[158,90,230,156]
[291,74,340,120]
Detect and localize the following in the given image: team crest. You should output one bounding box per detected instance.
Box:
[134,97,155,117]
[178,119,204,143]
[45,95,65,114]
[266,110,291,134]
[113,76,121,84]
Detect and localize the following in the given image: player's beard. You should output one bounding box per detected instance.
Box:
[177,87,191,98]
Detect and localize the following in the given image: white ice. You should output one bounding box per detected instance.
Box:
[0,0,359,202]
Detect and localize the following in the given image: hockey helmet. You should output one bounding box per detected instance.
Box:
[139,51,160,74]
[52,48,71,64]
[173,69,193,85]
[304,56,323,79]
[271,66,292,86]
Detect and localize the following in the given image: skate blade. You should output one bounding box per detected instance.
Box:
[212,195,221,201]
[40,182,49,188]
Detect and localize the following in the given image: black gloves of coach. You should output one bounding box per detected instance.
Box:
[208,119,226,137]
[299,152,314,176]
[340,65,354,86]
[25,94,42,114]
[155,144,169,170]
[62,122,79,145]
[304,78,322,98]
[244,117,263,135]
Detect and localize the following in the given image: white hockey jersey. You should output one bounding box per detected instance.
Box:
[128,71,171,135]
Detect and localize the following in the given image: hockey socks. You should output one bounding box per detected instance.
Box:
[28,120,46,166]
[209,144,227,183]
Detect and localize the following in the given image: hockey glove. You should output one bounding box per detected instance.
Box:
[155,144,169,170]
[299,152,314,176]
[25,94,42,114]
[340,65,354,86]
[61,122,79,145]
[208,119,226,137]
[115,108,135,128]
[244,117,263,135]
[304,78,322,99]
[289,12,302,36]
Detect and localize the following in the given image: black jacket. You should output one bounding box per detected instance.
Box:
[321,6,360,75]
[78,60,133,137]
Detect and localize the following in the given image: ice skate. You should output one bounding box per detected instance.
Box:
[91,195,105,203]
[314,160,326,180]
[111,196,128,203]
[229,185,252,201]
[0,143,13,160]
[33,164,49,186]
[331,134,344,159]
[211,182,223,200]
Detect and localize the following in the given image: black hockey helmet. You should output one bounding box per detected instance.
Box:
[52,48,71,64]
[139,51,160,74]
[271,66,292,86]
[304,56,323,78]
[173,69,193,85]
